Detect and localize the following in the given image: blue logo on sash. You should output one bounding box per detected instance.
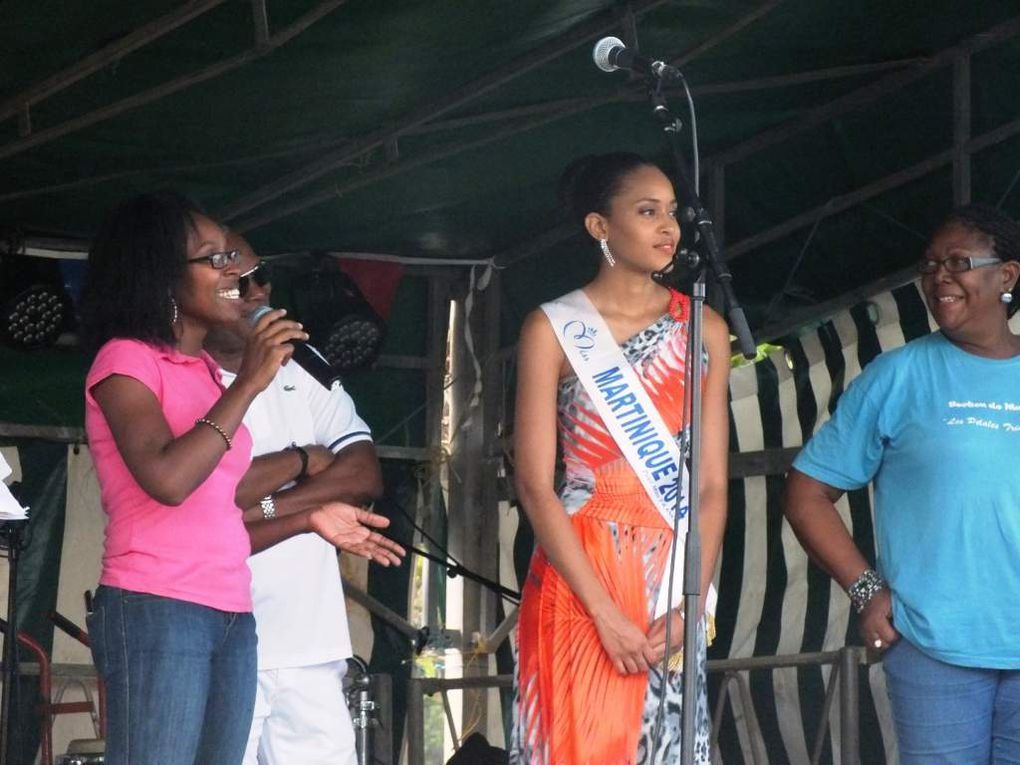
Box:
[563,320,597,361]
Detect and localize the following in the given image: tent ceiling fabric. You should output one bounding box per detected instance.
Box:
[3,0,1020,330]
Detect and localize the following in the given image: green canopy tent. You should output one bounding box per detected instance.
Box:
[3,0,1020,425]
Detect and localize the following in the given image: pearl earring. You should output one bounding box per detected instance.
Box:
[599,238,615,267]
[170,297,179,324]
[1001,291,1014,305]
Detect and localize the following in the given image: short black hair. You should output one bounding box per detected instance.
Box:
[937,203,1020,317]
[80,191,205,352]
[558,152,656,228]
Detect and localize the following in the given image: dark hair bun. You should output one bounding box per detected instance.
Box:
[558,152,653,227]
[557,155,597,213]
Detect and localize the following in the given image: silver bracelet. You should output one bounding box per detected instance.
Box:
[259,495,277,520]
[847,568,887,613]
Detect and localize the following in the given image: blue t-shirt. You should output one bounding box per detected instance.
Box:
[794,331,1020,668]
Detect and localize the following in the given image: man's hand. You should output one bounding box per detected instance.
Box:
[308,502,405,566]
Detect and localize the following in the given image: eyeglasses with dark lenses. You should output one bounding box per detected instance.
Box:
[187,249,241,269]
[917,255,1002,275]
[238,264,271,298]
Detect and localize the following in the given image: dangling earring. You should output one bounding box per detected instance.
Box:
[599,238,615,267]
[1001,290,1014,304]
[170,297,179,324]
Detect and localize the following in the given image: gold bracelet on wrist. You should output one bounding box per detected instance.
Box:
[195,417,232,449]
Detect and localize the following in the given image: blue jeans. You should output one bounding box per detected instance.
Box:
[883,637,1020,764]
[87,585,257,765]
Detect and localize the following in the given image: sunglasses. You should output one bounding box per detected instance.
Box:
[187,249,240,269]
[238,263,271,298]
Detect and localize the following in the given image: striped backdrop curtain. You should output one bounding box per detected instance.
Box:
[710,280,939,764]
[501,278,995,763]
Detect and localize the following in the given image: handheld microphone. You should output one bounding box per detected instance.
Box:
[249,304,341,390]
[592,36,682,80]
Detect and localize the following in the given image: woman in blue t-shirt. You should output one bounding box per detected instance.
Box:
[783,204,1020,763]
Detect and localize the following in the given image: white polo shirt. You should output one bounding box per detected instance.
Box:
[221,361,372,669]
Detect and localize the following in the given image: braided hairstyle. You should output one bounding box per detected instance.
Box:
[938,204,1020,317]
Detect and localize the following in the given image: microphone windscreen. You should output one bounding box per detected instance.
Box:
[592,36,624,73]
[248,304,274,327]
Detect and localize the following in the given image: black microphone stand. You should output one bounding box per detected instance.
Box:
[643,74,756,764]
[409,545,520,603]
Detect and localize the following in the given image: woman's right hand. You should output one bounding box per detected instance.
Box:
[859,588,900,652]
[591,603,655,675]
[235,309,308,394]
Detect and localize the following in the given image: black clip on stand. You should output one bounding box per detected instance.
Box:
[0,519,29,765]
[642,70,757,765]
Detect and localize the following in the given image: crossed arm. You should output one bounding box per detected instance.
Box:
[239,441,404,564]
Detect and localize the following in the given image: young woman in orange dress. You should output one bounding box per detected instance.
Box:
[511,153,730,764]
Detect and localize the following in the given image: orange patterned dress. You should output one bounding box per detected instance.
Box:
[511,291,711,764]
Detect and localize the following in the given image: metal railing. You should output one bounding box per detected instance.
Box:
[406,646,875,764]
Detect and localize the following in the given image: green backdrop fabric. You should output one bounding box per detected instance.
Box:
[1,441,67,765]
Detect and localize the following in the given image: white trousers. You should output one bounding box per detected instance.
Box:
[242,659,356,765]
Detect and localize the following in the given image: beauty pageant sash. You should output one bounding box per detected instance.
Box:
[542,289,715,618]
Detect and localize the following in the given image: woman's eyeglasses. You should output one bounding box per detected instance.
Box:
[917,255,1002,275]
[187,249,240,269]
[238,263,271,298]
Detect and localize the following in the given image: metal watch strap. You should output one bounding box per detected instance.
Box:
[259,495,277,520]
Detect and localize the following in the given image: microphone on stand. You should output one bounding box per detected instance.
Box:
[592,36,683,80]
[249,304,341,390]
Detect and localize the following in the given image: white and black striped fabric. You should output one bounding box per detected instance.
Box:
[710,280,941,764]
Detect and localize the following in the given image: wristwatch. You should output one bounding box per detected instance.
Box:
[259,495,277,520]
[288,443,310,480]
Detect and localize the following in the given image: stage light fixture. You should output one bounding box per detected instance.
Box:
[0,253,73,350]
[293,263,386,374]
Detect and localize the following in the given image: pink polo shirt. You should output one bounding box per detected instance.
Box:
[85,339,253,612]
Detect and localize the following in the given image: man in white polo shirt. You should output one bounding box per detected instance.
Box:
[205,234,400,764]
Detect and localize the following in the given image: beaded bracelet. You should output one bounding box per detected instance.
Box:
[195,417,232,450]
[847,568,887,613]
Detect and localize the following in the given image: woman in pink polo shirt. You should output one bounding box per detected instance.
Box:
[80,192,306,765]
